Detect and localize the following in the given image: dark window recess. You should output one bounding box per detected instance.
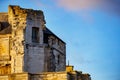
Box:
[43,33,49,43]
[32,27,39,43]
[58,55,60,64]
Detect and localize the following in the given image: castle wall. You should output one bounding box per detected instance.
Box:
[0,35,11,60]
[0,13,8,31]
[25,46,45,73]
[30,72,69,80]
[0,35,11,75]
[0,13,8,22]
[7,5,46,73]
[45,35,66,72]
[0,71,91,80]
[0,5,91,80]
[8,6,27,73]
[5,5,66,74]
[0,73,29,80]
[24,7,46,73]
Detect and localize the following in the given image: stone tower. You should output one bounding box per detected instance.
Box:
[0,5,91,80]
[0,5,66,74]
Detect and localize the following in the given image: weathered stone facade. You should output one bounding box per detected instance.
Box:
[0,5,66,74]
[0,65,91,80]
[0,5,91,80]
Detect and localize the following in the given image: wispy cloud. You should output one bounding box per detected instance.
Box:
[56,0,99,11]
[32,0,120,16]
[32,0,120,23]
[54,0,120,15]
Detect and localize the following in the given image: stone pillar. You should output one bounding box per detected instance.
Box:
[8,5,27,73]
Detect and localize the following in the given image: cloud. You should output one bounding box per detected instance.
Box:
[32,0,120,23]
[56,0,98,11]
[54,0,120,15]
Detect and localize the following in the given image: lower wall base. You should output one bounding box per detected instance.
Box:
[0,72,29,80]
[0,71,91,80]
[0,72,68,80]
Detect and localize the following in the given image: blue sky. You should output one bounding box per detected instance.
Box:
[0,0,120,80]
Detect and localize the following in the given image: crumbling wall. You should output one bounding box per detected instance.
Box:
[8,5,27,73]
[8,5,46,73]
[23,6,46,73]
[0,5,66,74]
[30,72,69,80]
[45,35,66,72]
[0,13,10,33]
[81,74,91,80]
[7,5,50,74]
[0,35,11,75]
[0,72,29,80]
[0,13,8,22]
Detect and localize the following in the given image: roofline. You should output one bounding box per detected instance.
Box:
[45,27,66,44]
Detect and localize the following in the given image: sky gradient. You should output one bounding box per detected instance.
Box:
[0,0,120,80]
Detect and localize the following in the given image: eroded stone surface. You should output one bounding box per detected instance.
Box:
[0,5,66,74]
[0,5,91,80]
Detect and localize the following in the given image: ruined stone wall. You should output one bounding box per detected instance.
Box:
[23,6,46,73]
[0,34,11,75]
[0,72,29,80]
[0,35,11,60]
[7,5,65,73]
[67,71,91,80]
[0,71,91,80]
[8,5,27,73]
[30,72,69,80]
[45,35,66,72]
[81,74,91,80]
[0,13,8,22]
[0,5,91,80]
[0,13,10,33]
[7,5,46,73]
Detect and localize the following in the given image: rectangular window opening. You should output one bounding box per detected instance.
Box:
[43,33,49,44]
[32,27,39,43]
[58,55,60,64]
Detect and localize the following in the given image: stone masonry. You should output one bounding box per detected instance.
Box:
[0,5,91,80]
[0,5,66,74]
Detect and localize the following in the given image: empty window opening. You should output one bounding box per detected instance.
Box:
[32,27,39,43]
[58,55,60,64]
